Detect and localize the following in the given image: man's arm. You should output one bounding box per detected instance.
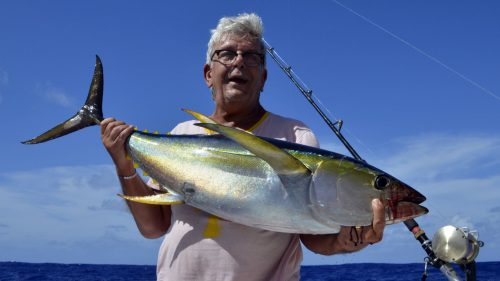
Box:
[101,118,171,239]
[300,199,385,255]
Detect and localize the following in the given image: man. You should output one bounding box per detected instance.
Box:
[101,13,385,281]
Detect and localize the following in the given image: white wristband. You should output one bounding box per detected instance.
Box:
[121,171,138,180]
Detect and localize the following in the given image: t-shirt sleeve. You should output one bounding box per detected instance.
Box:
[296,128,320,148]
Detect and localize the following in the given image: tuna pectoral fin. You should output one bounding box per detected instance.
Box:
[118,193,185,205]
[195,123,311,179]
[22,55,104,144]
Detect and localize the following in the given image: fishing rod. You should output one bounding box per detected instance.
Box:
[263,38,481,281]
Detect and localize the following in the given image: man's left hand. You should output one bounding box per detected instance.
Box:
[300,198,385,255]
[335,198,385,252]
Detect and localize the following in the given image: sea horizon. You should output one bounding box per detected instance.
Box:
[1,261,499,281]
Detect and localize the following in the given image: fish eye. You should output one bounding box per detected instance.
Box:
[374,175,391,190]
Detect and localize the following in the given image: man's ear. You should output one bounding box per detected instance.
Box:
[260,68,268,91]
[204,64,213,88]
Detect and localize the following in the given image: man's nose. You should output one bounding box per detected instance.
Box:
[232,53,245,68]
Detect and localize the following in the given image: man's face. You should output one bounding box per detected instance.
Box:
[204,36,267,110]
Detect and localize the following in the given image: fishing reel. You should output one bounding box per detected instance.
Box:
[432,225,483,264]
[404,220,484,281]
[421,225,485,281]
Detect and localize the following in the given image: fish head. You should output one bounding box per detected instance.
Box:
[374,173,428,224]
[309,157,428,227]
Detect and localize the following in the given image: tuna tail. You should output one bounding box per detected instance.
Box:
[22,55,104,144]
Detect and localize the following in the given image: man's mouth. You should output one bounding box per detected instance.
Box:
[227,76,248,84]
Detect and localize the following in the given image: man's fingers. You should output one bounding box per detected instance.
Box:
[103,120,126,141]
[372,198,385,235]
[100,119,135,149]
[118,125,135,142]
[101,118,125,139]
[108,124,127,142]
[100,118,115,135]
[363,199,385,244]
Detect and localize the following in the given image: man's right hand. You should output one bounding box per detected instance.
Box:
[100,118,135,174]
[101,118,172,238]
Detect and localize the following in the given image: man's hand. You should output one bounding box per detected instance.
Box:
[100,118,135,174]
[335,198,385,252]
[301,198,386,255]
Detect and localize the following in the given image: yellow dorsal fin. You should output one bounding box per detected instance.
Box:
[194,123,311,179]
[182,109,218,124]
[182,109,218,134]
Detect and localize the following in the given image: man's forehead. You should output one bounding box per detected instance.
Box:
[215,34,261,50]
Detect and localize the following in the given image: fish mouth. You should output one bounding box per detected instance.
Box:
[385,202,429,224]
[384,179,428,224]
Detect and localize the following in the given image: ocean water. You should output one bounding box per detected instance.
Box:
[0,261,498,281]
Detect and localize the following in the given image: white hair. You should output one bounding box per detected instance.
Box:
[206,13,266,65]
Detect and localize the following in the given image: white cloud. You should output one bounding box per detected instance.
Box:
[375,134,500,182]
[380,135,500,262]
[386,135,499,262]
[0,164,160,264]
[35,81,74,108]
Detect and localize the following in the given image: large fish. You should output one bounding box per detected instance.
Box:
[23,56,428,234]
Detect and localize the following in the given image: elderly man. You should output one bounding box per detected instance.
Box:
[101,13,384,281]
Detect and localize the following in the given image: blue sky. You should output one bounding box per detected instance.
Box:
[1,0,499,266]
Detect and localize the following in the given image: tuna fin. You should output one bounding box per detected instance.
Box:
[182,109,217,124]
[22,55,104,144]
[118,193,185,205]
[182,109,219,134]
[195,123,311,179]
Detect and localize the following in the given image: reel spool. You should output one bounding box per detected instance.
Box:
[432,225,483,264]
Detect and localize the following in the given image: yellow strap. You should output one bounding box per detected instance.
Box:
[247,111,269,132]
[203,111,269,135]
[203,215,221,238]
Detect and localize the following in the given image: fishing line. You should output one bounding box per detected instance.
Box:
[331,0,500,102]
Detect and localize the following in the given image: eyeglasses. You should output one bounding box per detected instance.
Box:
[211,49,264,67]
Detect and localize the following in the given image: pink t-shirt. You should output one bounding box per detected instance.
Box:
[152,112,319,281]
